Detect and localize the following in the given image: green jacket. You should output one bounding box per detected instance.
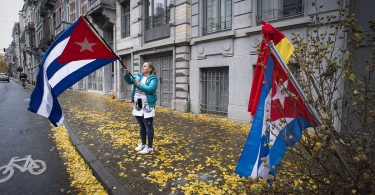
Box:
[124,72,158,108]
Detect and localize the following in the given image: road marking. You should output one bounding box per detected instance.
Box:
[0,155,47,183]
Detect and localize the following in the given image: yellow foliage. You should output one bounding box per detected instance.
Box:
[60,91,269,194]
[51,126,107,194]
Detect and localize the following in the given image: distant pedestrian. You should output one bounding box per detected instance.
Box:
[19,72,27,81]
[124,62,158,154]
[19,72,28,88]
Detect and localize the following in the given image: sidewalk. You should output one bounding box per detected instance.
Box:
[59,90,264,194]
[10,77,33,89]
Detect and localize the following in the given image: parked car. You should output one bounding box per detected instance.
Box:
[0,73,10,82]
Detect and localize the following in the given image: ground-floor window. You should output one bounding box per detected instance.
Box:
[77,79,85,90]
[87,68,103,91]
[200,67,229,115]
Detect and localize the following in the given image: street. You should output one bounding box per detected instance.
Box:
[0,79,73,194]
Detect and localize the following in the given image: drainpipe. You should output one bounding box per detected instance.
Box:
[17,23,23,79]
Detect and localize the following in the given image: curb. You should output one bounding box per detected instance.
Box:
[10,77,33,89]
[64,123,131,195]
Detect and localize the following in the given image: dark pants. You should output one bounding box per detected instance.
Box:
[135,116,154,148]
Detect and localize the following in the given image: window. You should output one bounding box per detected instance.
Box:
[200,67,229,115]
[121,1,130,38]
[257,0,303,21]
[87,68,103,91]
[69,2,76,23]
[145,0,170,29]
[61,3,65,21]
[203,0,232,35]
[29,30,34,47]
[144,0,171,42]
[81,1,88,15]
[55,7,60,25]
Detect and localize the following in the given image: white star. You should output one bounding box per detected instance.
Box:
[271,80,295,108]
[75,37,97,53]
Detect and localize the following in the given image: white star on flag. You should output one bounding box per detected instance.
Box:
[75,37,97,53]
[271,80,295,108]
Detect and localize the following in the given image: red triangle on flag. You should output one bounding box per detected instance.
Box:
[58,17,117,64]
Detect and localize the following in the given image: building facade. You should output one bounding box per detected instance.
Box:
[10,23,22,79]
[189,0,337,122]
[114,0,190,113]
[112,0,349,122]
[20,0,38,84]
[73,0,115,94]
[6,0,373,123]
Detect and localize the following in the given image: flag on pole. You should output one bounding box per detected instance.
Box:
[28,16,117,126]
[235,22,319,180]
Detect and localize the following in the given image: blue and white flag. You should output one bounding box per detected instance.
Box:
[28,16,117,126]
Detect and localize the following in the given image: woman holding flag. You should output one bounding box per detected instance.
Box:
[124,62,158,154]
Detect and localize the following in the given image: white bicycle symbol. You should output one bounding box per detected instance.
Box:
[0,155,47,183]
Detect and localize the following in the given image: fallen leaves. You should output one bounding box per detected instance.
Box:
[59,90,271,194]
[147,170,174,187]
[51,125,107,194]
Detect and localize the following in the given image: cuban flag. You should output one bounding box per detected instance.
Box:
[28,16,117,126]
[235,22,319,180]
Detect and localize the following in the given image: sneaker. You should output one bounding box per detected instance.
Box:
[135,143,146,151]
[139,146,153,154]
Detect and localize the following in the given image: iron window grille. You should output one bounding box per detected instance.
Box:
[203,0,232,35]
[200,67,229,115]
[257,0,304,22]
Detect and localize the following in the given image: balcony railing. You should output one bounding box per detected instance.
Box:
[55,21,71,36]
[42,0,56,10]
[25,22,35,31]
[88,0,115,12]
[25,24,36,49]
[257,3,304,22]
[203,16,232,35]
[26,0,37,6]
[145,10,170,29]
[39,18,54,50]
[144,10,170,42]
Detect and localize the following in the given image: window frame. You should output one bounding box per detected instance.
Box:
[257,0,304,22]
[143,0,171,42]
[145,0,170,30]
[69,1,76,23]
[121,0,131,38]
[200,67,229,115]
[203,0,232,35]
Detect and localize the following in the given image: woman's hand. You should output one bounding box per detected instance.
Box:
[121,67,131,74]
[133,80,138,86]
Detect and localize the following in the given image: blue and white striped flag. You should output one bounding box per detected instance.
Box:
[28,16,117,126]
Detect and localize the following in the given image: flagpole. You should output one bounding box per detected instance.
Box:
[268,41,322,125]
[82,15,135,80]
[268,41,360,180]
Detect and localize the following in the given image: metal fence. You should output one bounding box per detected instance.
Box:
[145,10,170,29]
[257,1,304,22]
[200,67,229,115]
[203,16,232,35]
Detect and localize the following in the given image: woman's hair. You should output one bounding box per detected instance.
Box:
[144,62,156,74]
